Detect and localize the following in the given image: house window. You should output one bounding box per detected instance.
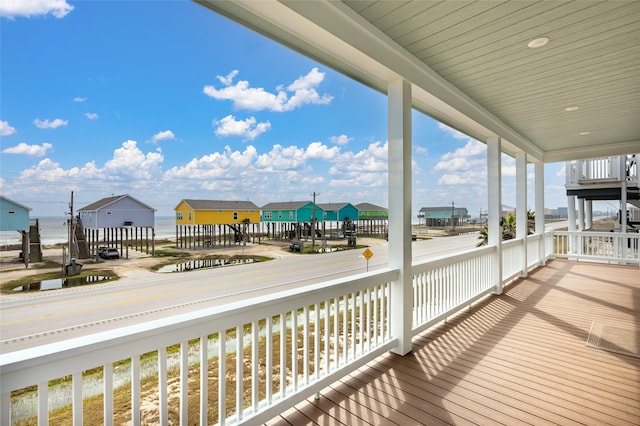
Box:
[106,211,112,215]
[188,212,192,221]
[8,211,15,215]
[264,212,272,219]
[289,211,294,219]
[278,212,282,219]
[323,212,327,219]
[177,212,183,220]
[234,212,238,220]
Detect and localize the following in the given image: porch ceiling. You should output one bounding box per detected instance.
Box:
[196,1,640,163]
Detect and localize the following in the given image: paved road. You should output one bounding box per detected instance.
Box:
[0,234,479,351]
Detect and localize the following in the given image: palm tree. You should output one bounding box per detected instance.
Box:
[476,211,535,246]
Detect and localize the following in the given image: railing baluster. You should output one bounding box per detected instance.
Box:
[324,299,330,372]
[291,310,298,390]
[343,295,348,362]
[179,341,188,426]
[265,317,273,404]
[131,354,140,426]
[351,292,356,357]
[314,303,320,382]
[252,320,259,413]
[279,313,286,399]
[158,347,167,425]
[333,297,339,369]
[199,336,208,426]
[373,285,379,347]
[303,305,309,386]
[236,325,243,420]
[104,363,113,426]
[219,333,226,425]
[72,372,81,425]
[38,381,48,426]
[1,392,9,425]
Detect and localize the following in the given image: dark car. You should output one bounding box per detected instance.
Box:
[98,247,120,259]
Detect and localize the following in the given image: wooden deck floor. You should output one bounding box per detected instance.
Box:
[266,259,640,425]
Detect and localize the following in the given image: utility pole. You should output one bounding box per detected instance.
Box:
[451,201,456,231]
[311,191,319,248]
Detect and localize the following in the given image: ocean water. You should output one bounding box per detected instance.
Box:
[0,217,177,246]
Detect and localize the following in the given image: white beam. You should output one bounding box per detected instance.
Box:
[516,152,528,276]
[487,137,502,294]
[535,162,545,264]
[387,79,412,356]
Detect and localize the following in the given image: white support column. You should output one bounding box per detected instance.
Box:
[578,198,585,231]
[567,195,576,254]
[487,137,503,294]
[535,162,545,264]
[586,200,593,229]
[568,195,577,232]
[516,152,528,276]
[387,79,413,356]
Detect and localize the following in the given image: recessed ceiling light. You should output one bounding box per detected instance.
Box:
[565,106,579,112]
[528,37,550,48]
[579,131,591,136]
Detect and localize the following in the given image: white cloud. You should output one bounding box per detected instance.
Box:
[415,146,428,155]
[2,142,52,157]
[305,142,340,160]
[439,139,486,161]
[330,134,352,145]
[214,115,270,141]
[33,118,68,129]
[0,0,73,19]
[151,130,176,143]
[103,140,164,179]
[203,67,333,112]
[256,144,307,170]
[74,96,87,103]
[0,120,17,136]
[84,112,99,120]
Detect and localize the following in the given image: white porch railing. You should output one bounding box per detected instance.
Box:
[1,270,398,425]
[5,230,626,425]
[554,231,640,265]
[566,154,639,188]
[411,246,495,335]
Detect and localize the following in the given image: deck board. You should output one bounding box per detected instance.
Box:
[268,259,640,425]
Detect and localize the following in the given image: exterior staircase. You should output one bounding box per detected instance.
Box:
[73,216,90,259]
[28,219,43,263]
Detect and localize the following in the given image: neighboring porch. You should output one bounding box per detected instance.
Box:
[269,258,640,425]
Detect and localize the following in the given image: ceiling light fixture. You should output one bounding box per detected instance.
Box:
[528,37,550,48]
[565,106,579,112]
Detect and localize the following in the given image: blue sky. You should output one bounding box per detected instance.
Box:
[0,0,574,219]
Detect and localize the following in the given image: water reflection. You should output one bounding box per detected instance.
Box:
[157,258,255,273]
[13,275,114,292]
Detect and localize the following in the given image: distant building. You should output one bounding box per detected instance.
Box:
[261,201,323,240]
[0,195,31,232]
[0,196,37,265]
[79,194,156,257]
[174,199,260,248]
[356,202,388,236]
[418,206,469,227]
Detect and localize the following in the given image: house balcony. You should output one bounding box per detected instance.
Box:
[566,155,640,208]
[2,231,638,425]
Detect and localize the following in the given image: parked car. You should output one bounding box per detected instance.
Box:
[98,246,120,259]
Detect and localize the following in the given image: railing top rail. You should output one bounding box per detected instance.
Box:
[412,244,495,273]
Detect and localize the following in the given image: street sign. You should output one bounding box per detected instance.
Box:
[362,248,373,260]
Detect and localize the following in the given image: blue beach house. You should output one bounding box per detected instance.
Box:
[261,201,323,240]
